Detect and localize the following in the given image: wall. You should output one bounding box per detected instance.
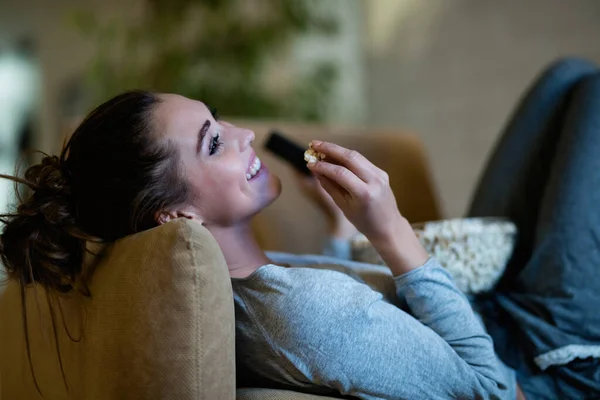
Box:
[365,0,600,217]
[292,0,366,124]
[0,0,364,156]
[8,0,599,227]
[0,0,137,154]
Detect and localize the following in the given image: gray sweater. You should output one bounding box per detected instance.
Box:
[232,252,517,400]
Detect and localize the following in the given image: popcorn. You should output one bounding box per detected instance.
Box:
[304,143,326,164]
[351,218,517,294]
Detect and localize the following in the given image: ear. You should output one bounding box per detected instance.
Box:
[155,209,203,225]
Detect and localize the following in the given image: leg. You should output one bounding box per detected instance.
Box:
[482,73,600,398]
[468,58,598,290]
[467,59,600,397]
[518,73,600,319]
[497,74,600,389]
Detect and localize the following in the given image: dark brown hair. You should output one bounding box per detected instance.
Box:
[0,90,189,393]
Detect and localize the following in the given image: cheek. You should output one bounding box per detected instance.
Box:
[203,167,245,202]
[188,159,280,225]
[201,157,244,187]
[194,163,253,220]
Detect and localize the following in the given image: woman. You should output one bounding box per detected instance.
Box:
[2,58,599,399]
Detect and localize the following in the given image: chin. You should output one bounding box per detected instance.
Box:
[244,167,281,220]
[261,174,282,209]
[250,173,280,216]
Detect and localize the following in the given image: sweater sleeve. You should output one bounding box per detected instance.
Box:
[321,236,352,260]
[261,259,516,400]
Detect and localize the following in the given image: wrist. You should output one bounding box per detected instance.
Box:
[370,218,429,276]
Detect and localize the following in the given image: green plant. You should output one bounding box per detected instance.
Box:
[71,0,338,121]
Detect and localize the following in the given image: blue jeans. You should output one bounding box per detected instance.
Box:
[469,58,600,399]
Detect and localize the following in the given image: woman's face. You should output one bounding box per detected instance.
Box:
[154,94,281,226]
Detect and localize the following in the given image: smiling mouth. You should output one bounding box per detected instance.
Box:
[246,156,262,180]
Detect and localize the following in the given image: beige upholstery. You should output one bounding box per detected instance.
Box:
[1,125,439,399]
[239,121,442,253]
[0,219,236,400]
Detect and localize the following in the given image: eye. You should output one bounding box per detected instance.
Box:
[209,132,222,155]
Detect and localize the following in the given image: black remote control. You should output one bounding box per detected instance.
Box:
[264,130,311,175]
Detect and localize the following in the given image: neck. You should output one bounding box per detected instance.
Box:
[206,220,270,278]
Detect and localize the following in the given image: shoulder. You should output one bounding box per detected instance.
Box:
[233,264,382,336]
[235,264,380,307]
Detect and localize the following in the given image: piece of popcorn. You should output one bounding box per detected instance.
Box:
[304,143,326,163]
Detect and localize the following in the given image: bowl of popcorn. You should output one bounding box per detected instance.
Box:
[351,217,517,294]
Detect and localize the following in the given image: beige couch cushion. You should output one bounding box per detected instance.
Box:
[0,218,236,400]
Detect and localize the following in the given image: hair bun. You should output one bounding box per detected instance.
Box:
[19,155,74,226]
[31,154,70,194]
[1,154,83,293]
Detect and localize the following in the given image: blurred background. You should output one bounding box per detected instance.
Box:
[2,0,600,219]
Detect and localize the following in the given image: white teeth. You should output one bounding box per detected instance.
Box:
[246,156,262,180]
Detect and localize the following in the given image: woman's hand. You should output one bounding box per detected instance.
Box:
[306,141,401,244]
[307,141,428,275]
[293,172,358,240]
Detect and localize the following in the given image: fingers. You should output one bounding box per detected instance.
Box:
[315,174,345,204]
[310,141,376,183]
[308,159,367,198]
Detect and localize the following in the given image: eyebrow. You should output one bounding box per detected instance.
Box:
[196,120,211,154]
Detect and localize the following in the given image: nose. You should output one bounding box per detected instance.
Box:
[239,127,255,151]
